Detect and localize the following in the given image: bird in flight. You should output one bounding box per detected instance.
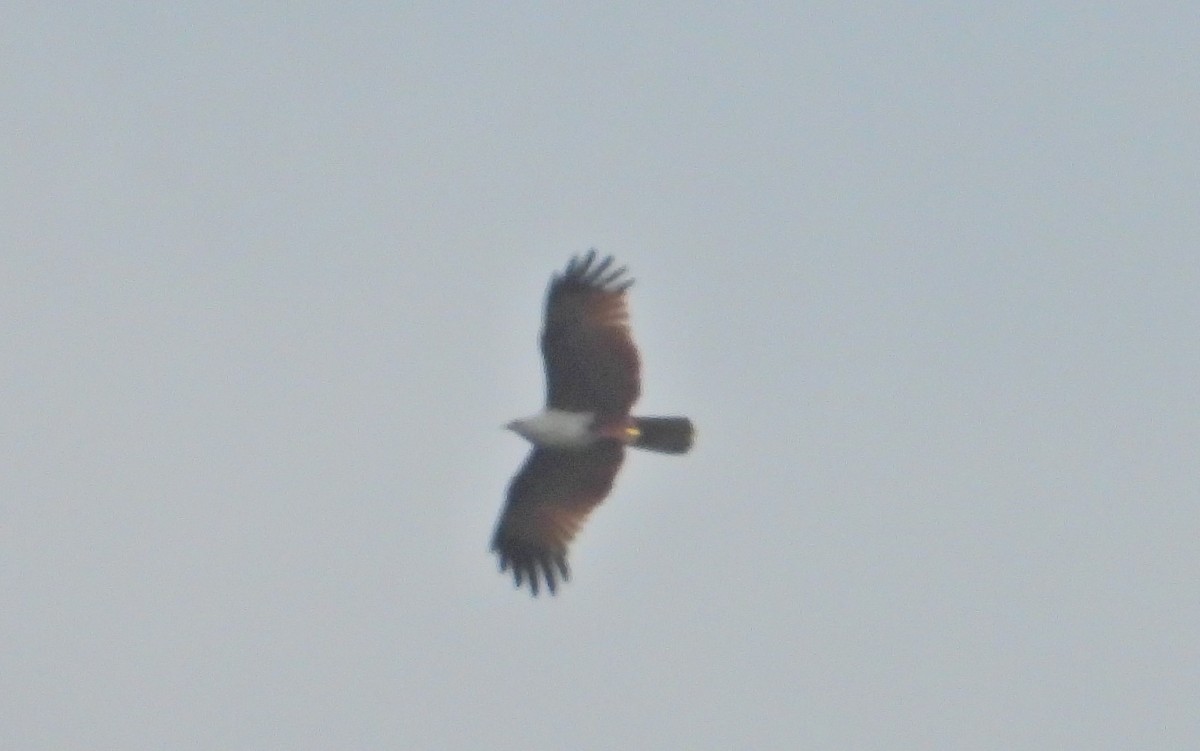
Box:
[491,250,694,596]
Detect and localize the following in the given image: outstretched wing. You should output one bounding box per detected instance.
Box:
[542,250,641,415]
[491,443,624,596]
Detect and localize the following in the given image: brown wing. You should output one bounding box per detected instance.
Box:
[542,250,641,415]
[490,443,624,596]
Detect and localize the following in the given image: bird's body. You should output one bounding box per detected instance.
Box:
[491,251,694,596]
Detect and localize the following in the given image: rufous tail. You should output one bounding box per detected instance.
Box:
[631,417,694,454]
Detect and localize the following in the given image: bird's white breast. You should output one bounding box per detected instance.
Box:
[511,409,595,448]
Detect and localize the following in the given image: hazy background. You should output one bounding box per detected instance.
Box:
[3,4,1197,749]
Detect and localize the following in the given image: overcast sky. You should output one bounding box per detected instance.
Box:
[3,4,1197,749]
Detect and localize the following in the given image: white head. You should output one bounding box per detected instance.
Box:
[504,417,533,442]
[503,410,595,448]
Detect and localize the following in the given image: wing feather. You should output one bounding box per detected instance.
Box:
[491,444,624,596]
[541,250,640,414]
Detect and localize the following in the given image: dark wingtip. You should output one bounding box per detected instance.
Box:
[570,248,597,277]
[588,254,614,281]
[493,544,568,597]
[560,249,633,293]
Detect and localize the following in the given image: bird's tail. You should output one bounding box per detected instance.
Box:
[631,416,694,454]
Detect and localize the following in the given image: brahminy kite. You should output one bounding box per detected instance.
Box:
[491,250,694,595]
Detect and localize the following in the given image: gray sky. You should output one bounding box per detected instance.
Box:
[3,4,1197,749]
